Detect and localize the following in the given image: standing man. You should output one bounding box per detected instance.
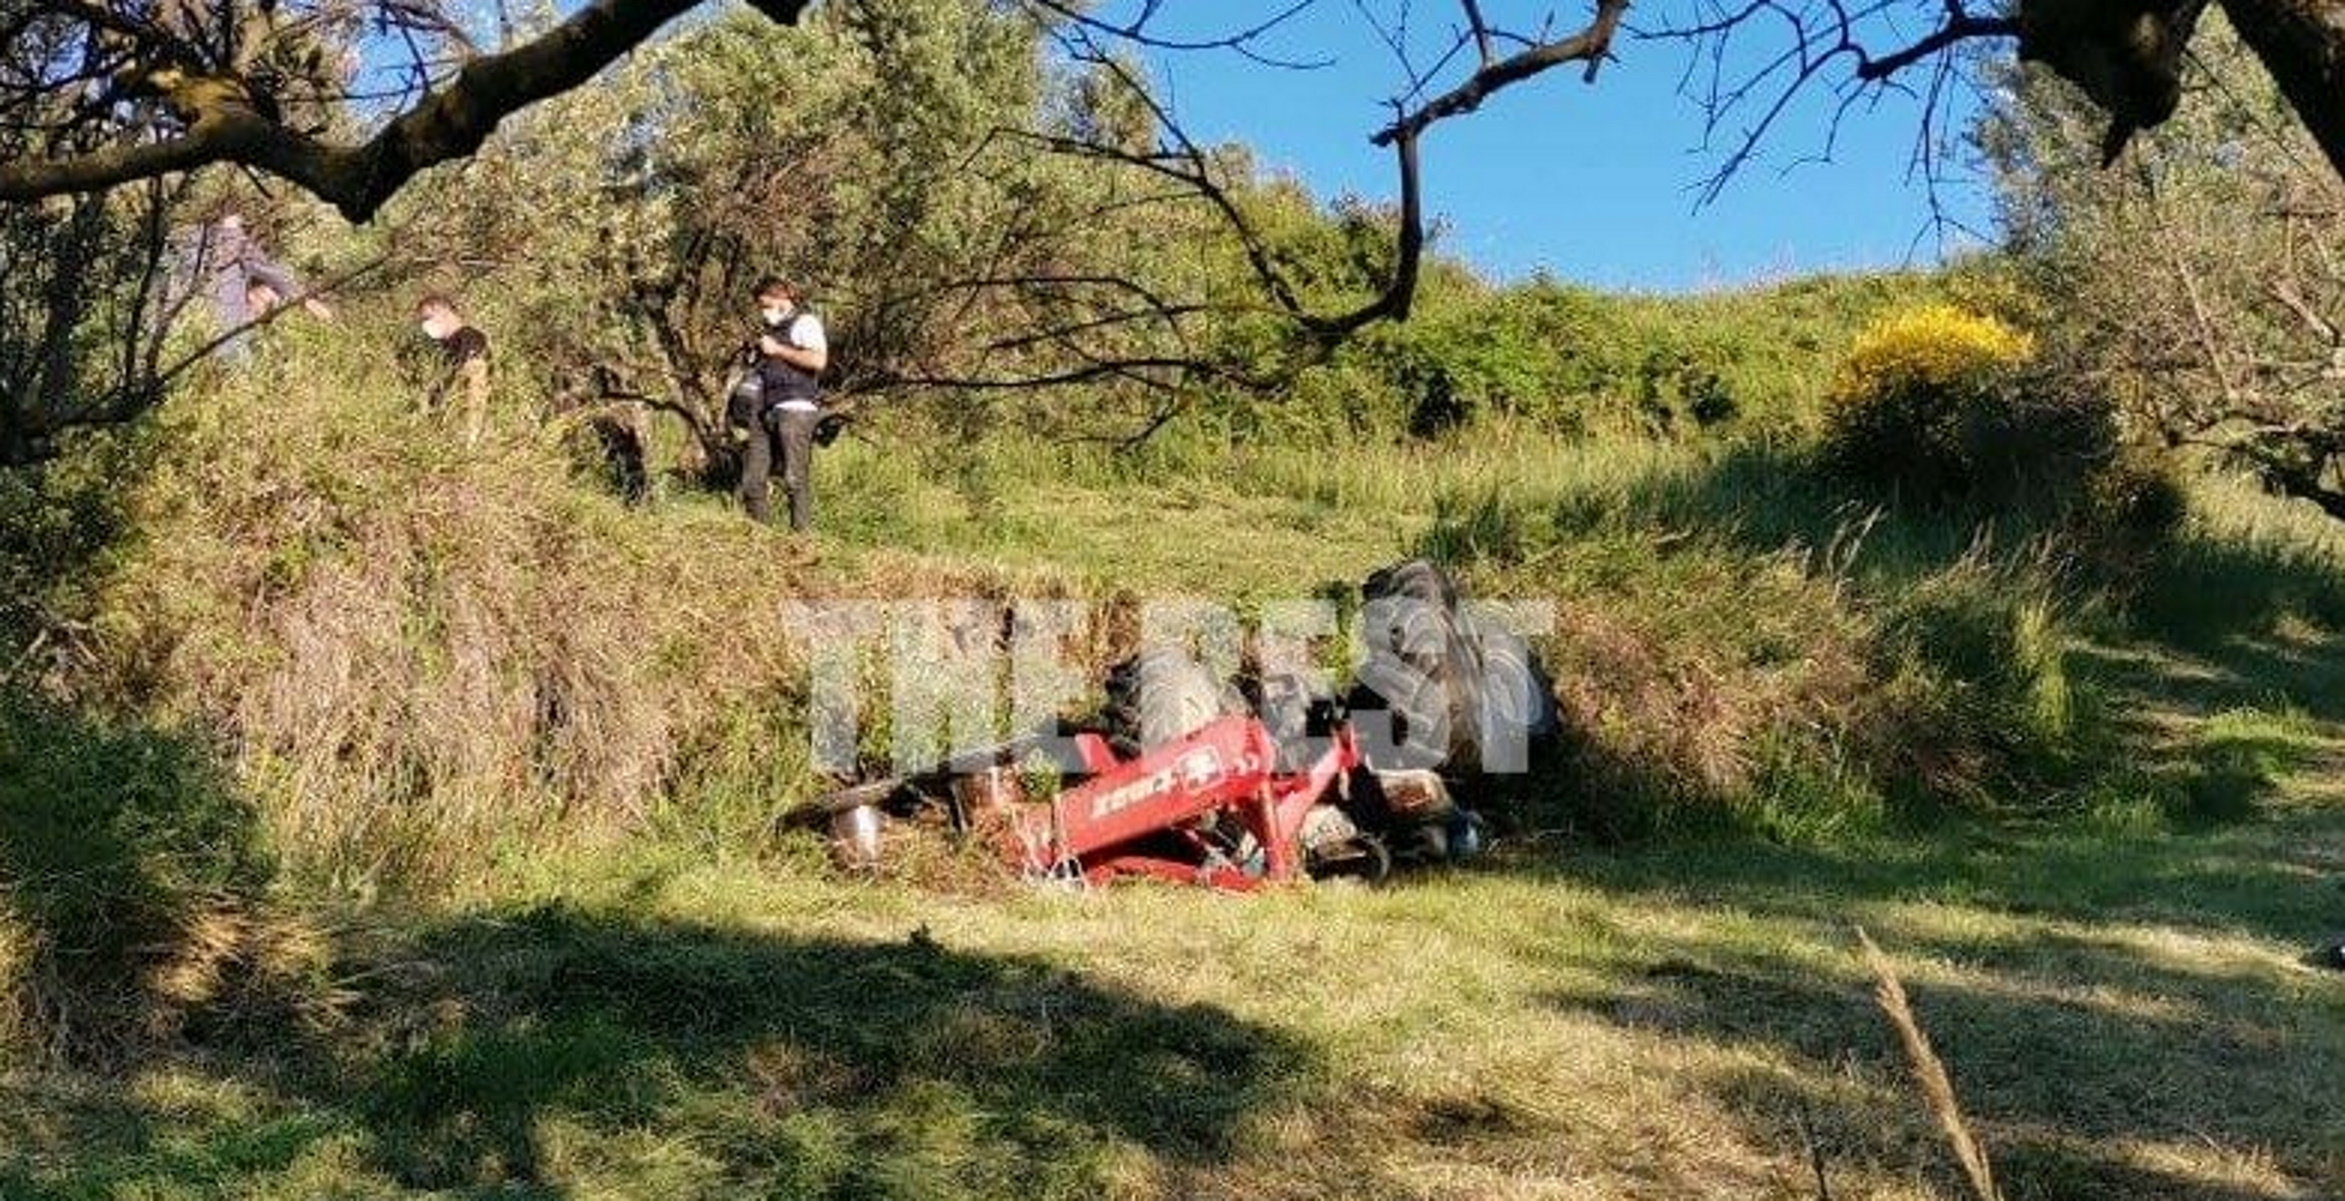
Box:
[739,276,829,531]
[416,294,492,447]
[198,210,332,362]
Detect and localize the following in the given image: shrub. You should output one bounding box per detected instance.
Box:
[69,330,830,889]
[1823,305,2110,505]
[57,325,1113,890]
[0,437,136,656]
[2072,446,2190,582]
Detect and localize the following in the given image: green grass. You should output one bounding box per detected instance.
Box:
[7,325,2345,1197]
[5,801,2341,1199]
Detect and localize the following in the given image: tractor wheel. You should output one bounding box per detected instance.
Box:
[1307,831,1391,885]
[1349,558,1559,774]
[1101,646,1248,753]
[1469,610,1560,746]
[1350,559,1488,772]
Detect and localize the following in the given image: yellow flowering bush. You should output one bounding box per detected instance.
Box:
[1823,304,2071,502]
[1826,304,2035,410]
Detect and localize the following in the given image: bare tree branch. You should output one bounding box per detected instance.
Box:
[1373,0,1632,148]
[1459,0,1499,65]
[1856,10,2017,81]
[1020,0,1334,66]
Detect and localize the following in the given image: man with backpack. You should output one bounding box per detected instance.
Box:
[735,276,829,531]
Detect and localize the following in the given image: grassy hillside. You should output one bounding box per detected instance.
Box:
[3,272,2342,1198]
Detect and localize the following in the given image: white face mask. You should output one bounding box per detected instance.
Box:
[761,306,788,325]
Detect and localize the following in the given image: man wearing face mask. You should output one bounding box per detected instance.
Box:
[739,276,829,531]
[417,294,492,447]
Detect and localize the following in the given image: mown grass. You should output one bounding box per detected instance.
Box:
[4,797,2340,1199]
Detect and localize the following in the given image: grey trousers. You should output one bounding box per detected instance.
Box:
[740,405,820,530]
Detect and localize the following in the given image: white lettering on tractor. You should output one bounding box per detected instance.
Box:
[1179,747,1224,791]
[1088,747,1223,821]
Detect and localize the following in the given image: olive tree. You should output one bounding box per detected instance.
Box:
[13,0,2345,308]
[374,0,1272,469]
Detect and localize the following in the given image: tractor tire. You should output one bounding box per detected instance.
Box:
[1246,666,1342,771]
[1350,559,1488,772]
[1100,646,1248,754]
[1468,610,1561,750]
[1348,558,1560,775]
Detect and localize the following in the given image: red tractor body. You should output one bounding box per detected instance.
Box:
[816,714,1444,891]
[803,557,1545,891]
[985,716,1365,889]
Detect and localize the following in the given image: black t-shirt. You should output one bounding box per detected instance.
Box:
[436,325,489,366]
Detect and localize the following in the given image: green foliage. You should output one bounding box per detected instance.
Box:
[1870,564,2104,799]
[0,0,2322,905]
[2083,703,2329,834]
[1260,269,1950,441]
[0,440,134,652]
[2082,447,2190,545]
[0,187,180,465]
[1982,13,2345,522]
[2127,470,2345,644]
[1738,729,1888,844]
[1358,423,2218,838]
[380,0,1253,462]
[39,260,2308,882]
[10,9,2345,1195]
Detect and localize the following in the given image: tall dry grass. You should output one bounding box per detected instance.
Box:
[1857,927,2003,1201]
[71,332,920,888]
[42,308,2312,887]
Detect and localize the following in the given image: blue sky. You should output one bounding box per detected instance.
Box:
[1134,3,1999,292]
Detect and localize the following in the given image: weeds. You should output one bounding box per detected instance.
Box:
[0,690,338,1066]
[21,318,2334,881]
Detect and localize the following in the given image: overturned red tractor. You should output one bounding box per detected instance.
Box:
[801,560,1558,890]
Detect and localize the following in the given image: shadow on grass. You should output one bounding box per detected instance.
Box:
[2129,524,2345,653]
[1544,942,2340,1199]
[0,692,296,1066]
[2063,630,2344,830]
[2,903,1315,1198]
[1531,814,2345,1198]
[1558,806,2345,947]
[0,687,1313,1197]
[351,906,1310,1194]
[1625,443,2345,689]
[2073,635,2345,735]
[1552,440,2077,579]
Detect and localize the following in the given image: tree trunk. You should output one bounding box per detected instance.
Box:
[2223,0,2345,180]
